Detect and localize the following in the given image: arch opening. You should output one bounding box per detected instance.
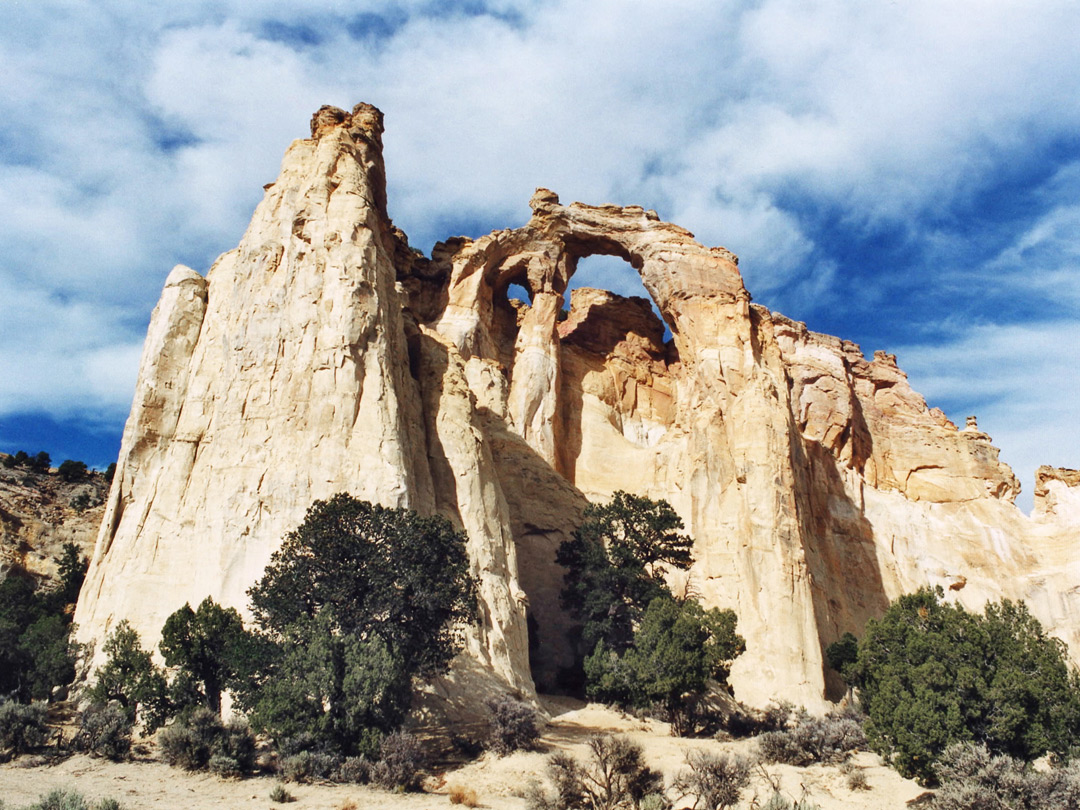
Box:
[566,254,672,343]
[505,282,532,306]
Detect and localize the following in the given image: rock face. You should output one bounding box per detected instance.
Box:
[75,104,1080,711]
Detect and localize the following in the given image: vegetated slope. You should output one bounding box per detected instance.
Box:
[0,454,107,583]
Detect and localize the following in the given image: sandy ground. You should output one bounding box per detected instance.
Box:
[0,699,928,809]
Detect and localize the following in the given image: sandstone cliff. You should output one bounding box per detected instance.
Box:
[75,104,1080,711]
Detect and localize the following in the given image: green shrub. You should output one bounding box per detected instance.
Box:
[28,452,51,474]
[0,549,85,702]
[158,708,255,775]
[587,595,745,736]
[851,588,1080,783]
[556,493,743,734]
[335,755,372,783]
[760,795,820,810]
[280,749,342,783]
[557,492,693,657]
[159,707,221,770]
[486,694,540,755]
[72,702,132,761]
[159,597,247,714]
[222,717,256,772]
[23,789,87,810]
[85,621,168,732]
[929,742,1080,810]
[57,460,88,482]
[269,783,295,803]
[0,700,50,754]
[242,494,478,756]
[16,790,120,810]
[208,752,241,778]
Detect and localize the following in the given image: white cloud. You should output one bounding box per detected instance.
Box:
[981,201,1080,308]
[0,279,142,420]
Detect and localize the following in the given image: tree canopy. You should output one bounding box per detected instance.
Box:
[241,494,478,755]
[0,543,87,702]
[849,587,1080,783]
[586,595,745,736]
[159,597,247,714]
[85,620,168,732]
[557,491,694,656]
[556,492,743,734]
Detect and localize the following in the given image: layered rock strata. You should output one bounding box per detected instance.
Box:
[76,104,1080,710]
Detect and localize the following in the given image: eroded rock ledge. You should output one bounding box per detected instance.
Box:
[76,104,1080,713]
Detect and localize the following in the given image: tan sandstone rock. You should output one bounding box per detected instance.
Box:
[76,103,1080,713]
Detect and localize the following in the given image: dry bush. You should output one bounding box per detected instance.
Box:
[671,749,751,810]
[371,730,427,792]
[838,760,870,791]
[448,784,480,806]
[525,734,663,810]
[758,707,865,766]
[486,694,540,755]
[847,769,869,791]
[72,703,131,761]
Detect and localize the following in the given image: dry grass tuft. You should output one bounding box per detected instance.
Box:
[448,784,480,806]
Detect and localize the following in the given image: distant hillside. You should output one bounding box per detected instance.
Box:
[0,453,108,583]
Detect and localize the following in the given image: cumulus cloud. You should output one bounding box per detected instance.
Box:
[1,0,1078,480]
[0,278,142,420]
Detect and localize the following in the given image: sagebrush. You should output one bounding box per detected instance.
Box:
[0,701,50,755]
[930,742,1080,810]
[72,702,132,761]
[757,707,865,766]
[525,734,663,810]
[371,731,427,791]
[486,694,540,755]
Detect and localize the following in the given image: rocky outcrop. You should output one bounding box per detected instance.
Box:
[0,460,107,584]
[75,104,1080,712]
[75,105,532,712]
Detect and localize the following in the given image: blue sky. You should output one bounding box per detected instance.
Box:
[1,1,1078,511]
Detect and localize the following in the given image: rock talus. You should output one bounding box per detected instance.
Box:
[76,104,1080,711]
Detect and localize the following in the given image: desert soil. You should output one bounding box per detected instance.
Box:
[0,698,927,809]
